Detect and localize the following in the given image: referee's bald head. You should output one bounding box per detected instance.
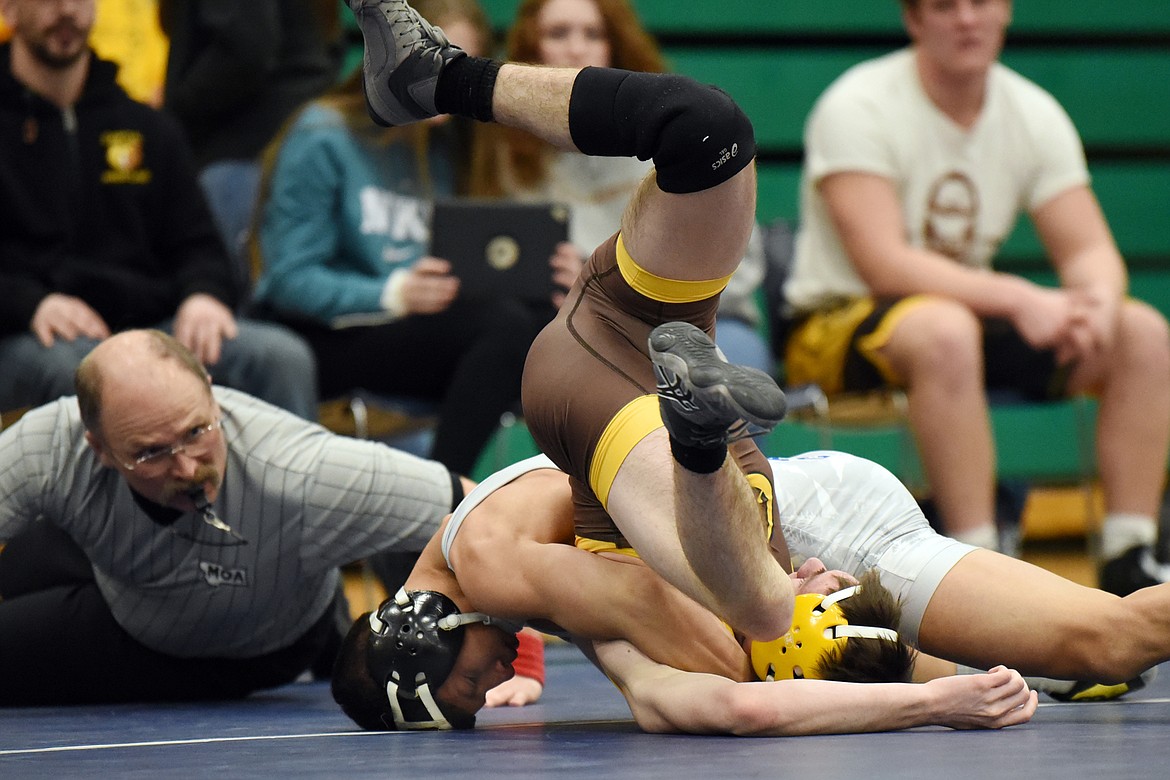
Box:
[76,329,211,434]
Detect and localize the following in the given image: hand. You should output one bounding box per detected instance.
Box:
[484,674,544,707]
[789,557,858,596]
[1008,281,1075,354]
[549,242,585,309]
[30,293,110,347]
[928,666,1038,730]
[1062,286,1118,362]
[401,257,460,315]
[173,293,238,365]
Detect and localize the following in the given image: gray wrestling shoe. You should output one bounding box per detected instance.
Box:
[346,0,466,126]
[649,321,787,448]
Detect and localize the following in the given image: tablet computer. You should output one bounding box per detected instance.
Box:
[429,199,569,304]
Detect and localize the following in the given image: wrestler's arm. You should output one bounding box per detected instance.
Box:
[449,470,748,678]
[587,639,1038,736]
[403,516,471,605]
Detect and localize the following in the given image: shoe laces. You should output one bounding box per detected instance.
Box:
[726,419,766,444]
[387,4,452,58]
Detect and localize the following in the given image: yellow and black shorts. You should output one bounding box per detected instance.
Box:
[784,296,1068,400]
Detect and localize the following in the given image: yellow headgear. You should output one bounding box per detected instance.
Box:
[750,586,899,681]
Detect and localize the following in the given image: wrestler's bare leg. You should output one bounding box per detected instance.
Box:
[919,548,1170,683]
[605,174,791,640]
[490,65,575,147]
[605,430,790,640]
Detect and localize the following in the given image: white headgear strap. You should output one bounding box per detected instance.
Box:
[385,676,453,731]
[387,586,522,634]
[817,586,900,641]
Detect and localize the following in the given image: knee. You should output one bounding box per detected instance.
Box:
[267,330,317,377]
[643,76,755,194]
[5,338,93,403]
[218,323,318,416]
[31,354,82,400]
[1116,301,1170,377]
[894,299,982,379]
[743,593,796,643]
[1057,607,1150,682]
[570,69,755,194]
[235,323,316,376]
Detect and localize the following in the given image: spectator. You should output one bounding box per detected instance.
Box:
[252,0,546,476]
[780,0,1170,594]
[159,0,342,274]
[4,0,167,105]
[0,0,317,419]
[468,0,773,373]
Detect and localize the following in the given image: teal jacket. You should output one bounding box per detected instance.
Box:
[254,103,454,326]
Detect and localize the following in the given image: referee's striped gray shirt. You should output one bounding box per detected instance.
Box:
[0,387,455,658]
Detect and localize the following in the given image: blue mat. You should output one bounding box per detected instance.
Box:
[2,644,1168,779]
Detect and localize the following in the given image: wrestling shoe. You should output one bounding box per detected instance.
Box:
[1098,544,1170,597]
[649,321,787,448]
[346,0,466,126]
[1044,667,1157,703]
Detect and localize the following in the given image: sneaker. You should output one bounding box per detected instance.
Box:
[1098,544,1169,597]
[649,321,787,448]
[346,0,466,126]
[1045,666,1157,703]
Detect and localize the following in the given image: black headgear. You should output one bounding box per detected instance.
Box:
[365,588,520,730]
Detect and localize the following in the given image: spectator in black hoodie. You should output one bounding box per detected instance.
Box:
[0,0,317,419]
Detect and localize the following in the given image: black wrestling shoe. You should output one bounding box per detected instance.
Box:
[1044,667,1157,703]
[1098,544,1168,597]
[346,0,466,126]
[649,321,787,448]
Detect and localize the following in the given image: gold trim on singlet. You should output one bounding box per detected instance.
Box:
[574,536,641,558]
[744,470,775,541]
[587,393,776,542]
[615,233,731,303]
[589,394,663,509]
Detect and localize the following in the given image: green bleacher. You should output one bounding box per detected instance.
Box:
[481,0,1170,37]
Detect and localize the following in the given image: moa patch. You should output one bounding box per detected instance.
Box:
[199,561,248,588]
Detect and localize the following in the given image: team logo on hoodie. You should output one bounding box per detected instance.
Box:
[100,131,151,184]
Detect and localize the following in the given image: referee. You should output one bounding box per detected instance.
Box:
[0,329,469,705]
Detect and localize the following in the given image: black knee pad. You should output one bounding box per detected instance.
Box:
[568,67,755,194]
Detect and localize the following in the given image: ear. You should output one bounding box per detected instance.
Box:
[84,429,117,469]
[901,2,922,41]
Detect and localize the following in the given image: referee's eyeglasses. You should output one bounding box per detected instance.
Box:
[119,419,223,474]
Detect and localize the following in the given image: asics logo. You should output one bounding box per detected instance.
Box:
[711,143,739,172]
[655,366,700,412]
